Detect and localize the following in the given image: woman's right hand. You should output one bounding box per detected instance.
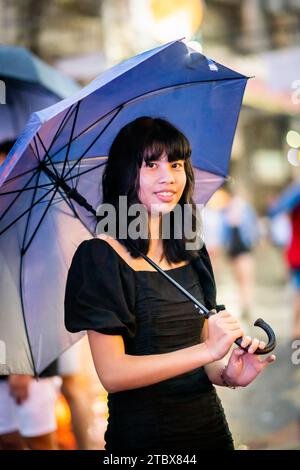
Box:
[204,310,244,362]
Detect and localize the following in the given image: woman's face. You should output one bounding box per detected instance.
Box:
[138,152,187,216]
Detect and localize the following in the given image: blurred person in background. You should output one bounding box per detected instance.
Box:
[202,206,222,274]
[201,189,228,277]
[269,212,291,250]
[220,184,259,320]
[265,190,291,251]
[0,367,60,450]
[58,341,91,450]
[268,180,300,340]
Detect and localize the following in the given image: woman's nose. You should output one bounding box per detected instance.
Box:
[158,166,176,183]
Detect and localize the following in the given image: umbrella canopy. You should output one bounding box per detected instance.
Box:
[0,39,249,375]
[0,45,80,144]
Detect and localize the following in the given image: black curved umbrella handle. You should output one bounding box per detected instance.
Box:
[235,318,276,355]
[209,306,276,355]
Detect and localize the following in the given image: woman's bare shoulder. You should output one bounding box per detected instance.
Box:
[96,233,132,264]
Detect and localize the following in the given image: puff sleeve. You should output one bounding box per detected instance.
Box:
[64,239,136,338]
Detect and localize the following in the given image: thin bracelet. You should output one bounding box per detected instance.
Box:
[220,367,238,389]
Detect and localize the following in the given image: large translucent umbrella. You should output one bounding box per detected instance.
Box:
[0,39,257,375]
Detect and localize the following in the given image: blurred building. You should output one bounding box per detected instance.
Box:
[201,0,300,212]
[0,0,104,61]
[202,0,300,54]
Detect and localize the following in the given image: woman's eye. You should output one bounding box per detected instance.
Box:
[172,162,183,168]
[145,162,156,168]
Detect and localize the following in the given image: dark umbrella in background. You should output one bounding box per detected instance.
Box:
[0,45,80,144]
[0,39,275,375]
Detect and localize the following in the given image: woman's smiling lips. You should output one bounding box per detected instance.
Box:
[154,190,176,202]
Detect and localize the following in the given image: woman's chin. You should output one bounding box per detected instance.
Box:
[149,202,178,216]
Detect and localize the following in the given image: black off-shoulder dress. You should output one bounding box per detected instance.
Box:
[64,238,234,451]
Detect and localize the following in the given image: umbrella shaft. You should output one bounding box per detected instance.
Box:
[40,163,96,215]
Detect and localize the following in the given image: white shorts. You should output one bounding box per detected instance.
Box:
[0,377,60,437]
[58,339,83,376]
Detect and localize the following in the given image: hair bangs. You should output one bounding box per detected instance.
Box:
[141,127,191,166]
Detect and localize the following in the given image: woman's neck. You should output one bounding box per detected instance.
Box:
[147,214,164,262]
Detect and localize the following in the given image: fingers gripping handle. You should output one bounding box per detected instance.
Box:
[235,318,276,355]
[207,305,276,355]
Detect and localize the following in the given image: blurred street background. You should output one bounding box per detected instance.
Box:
[1,0,300,451]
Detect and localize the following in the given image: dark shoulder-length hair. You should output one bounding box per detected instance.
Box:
[98,116,203,263]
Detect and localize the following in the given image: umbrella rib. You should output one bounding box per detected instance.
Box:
[32,136,42,163]
[56,187,81,218]
[0,181,58,196]
[22,185,60,255]
[35,115,86,189]
[0,167,41,225]
[63,105,123,180]
[0,165,43,187]
[0,140,43,188]
[63,159,107,184]
[28,104,77,173]
[0,157,106,196]
[6,173,47,376]
[46,103,124,163]
[21,167,43,252]
[30,138,40,162]
[0,159,106,196]
[0,185,54,237]
[119,77,244,107]
[63,115,84,192]
[18,165,47,377]
[35,134,60,179]
[42,104,78,167]
[19,253,38,377]
[62,102,81,178]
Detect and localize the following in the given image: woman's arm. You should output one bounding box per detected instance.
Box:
[88,331,213,393]
[88,309,244,393]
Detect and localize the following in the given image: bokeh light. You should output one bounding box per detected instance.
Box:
[286,130,300,148]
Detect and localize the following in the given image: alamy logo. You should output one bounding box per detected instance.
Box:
[95,198,205,251]
[0,80,6,104]
[0,340,6,365]
[291,340,300,365]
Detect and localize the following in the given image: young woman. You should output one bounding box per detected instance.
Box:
[64,117,276,451]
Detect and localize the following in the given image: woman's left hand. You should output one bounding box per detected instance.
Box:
[224,336,276,387]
